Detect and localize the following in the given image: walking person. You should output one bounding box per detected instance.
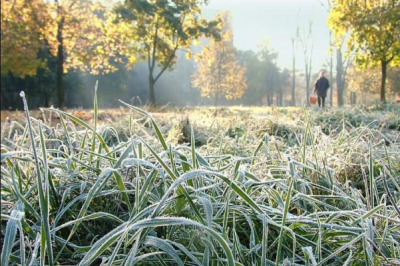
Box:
[313,70,330,108]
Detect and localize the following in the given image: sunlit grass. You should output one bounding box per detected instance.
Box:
[1,97,400,265]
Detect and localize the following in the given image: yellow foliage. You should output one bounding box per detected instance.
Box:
[192,11,247,103]
[347,66,400,96]
[1,0,46,76]
[328,0,400,67]
[1,0,135,77]
[193,39,201,46]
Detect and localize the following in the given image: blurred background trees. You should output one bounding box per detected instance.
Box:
[329,0,400,103]
[1,0,399,110]
[115,0,221,105]
[347,66,400,103]
[192,11,247,106]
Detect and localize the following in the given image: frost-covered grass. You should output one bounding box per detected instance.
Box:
[1,96,400,265]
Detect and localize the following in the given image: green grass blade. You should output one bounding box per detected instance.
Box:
[276,178,294,265]
[20,92,54,266]
[144,236,184,266]
[1,202,24,266]
[41,108,110,153]
[119,101,168,150]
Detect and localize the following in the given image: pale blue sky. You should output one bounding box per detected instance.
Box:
[203,0,331,72]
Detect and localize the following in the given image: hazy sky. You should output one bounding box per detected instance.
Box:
[203,0,331,72]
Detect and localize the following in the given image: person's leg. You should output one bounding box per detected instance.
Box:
[318,96,322,107]
[322,97,326,108]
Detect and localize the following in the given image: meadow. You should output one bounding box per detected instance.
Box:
[1,95,400,265]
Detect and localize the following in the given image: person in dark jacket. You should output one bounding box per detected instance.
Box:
[313,70,330,108]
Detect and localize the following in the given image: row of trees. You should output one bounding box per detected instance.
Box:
[1,0,399,109]
[0,0,293,109]
[193,0,400,107]
[1,0,221,107]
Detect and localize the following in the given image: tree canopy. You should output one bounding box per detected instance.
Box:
[116,0,221,105]
[1,0,46,76]
[3,0,398,109]
[192,12,247,106]
[1,0,132,107]
[328,0,400,102]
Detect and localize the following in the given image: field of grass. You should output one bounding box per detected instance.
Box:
[1,95,400,265]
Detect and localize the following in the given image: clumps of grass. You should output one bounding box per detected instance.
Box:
[167,117,209,146]
[1,94,400,266]
[313,105,400,132]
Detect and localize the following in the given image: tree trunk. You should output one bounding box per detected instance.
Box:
[56,17,65,108]
[350,91,356,105]
[270,92,273,106]
[336,49,344,106]
[380,60,387,103]
[215,60,222,109]
[44,94,49,107]
[304,58,311,106]
[291,69,296,106]
[329,49,333,106]
[291,40,296,106]
[328,31,333,107]
[305,73,310,106]
[266,90,272,106]
[1,76,10,110]
[148,76,156,106]
[215,89,219,108]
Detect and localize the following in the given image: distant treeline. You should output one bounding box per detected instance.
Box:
[0,0,319,109]
[1,0,399,110]
[1,54,200,110]
[0,49,295,110]
[3,45,399,110]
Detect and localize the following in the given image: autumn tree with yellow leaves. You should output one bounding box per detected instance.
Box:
[1,0,46,77]
[328,0,400,103]
[115,0,221,105]
[1,0,133,107]
[47,0,138,108]
[347,66,400,101]
[192,12,247,106]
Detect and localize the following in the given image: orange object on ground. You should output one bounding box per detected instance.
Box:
[396,99,400,104]
[309,95,317,105]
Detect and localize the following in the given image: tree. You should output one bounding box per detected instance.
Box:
[387,67,400,97]
[335,41,353,106]
[237,46,288,106]
[258,42,279,106]
[290,34,298,106]
[192,11,247,106]
[1,0,46,77]
[348,65,400,103]
[329,0,400,103]
[45,0,132,108]
[1,0,129,108]
[299,20,314,106]
[237,50,264,105]
[290,16,300,106]
[117,0,220,105]
[277,68,291,106]
[328,33,334,106]
[318,0,335,106]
